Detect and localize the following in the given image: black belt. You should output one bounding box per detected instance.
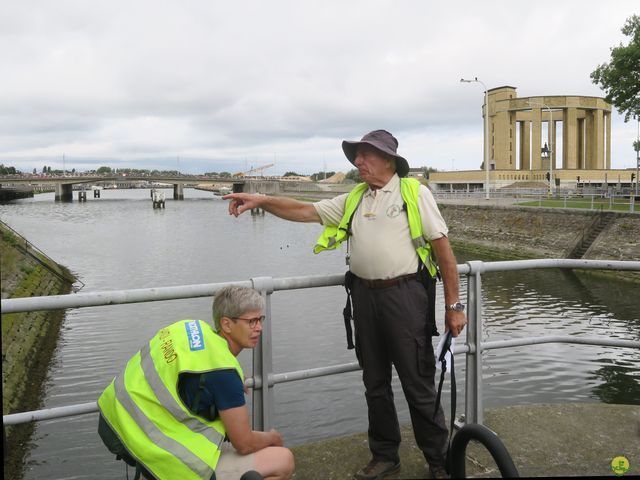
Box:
[358,273,417,289]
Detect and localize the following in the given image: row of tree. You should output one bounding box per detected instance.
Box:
[0,165,441,182]
[0,164,20,175]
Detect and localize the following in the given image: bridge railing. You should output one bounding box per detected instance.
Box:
[3,259,640,431]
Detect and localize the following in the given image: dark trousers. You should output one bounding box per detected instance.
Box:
[352,277,448,466]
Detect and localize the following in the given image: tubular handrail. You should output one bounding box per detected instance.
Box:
[0,274,347,314]
[4,259,639,314]
[2,259,639,431]
[5,333,640,428]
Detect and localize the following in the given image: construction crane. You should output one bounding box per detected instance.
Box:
[233,163,275,178]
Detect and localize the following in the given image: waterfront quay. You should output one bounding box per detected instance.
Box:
[3,259,639,479]
[1,189,638,479]
[292,403,639,478]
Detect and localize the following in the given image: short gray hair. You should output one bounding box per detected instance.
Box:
[212,285,264,331]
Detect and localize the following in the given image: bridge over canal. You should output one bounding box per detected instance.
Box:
[0,175,248,201]
[0,175,349,201]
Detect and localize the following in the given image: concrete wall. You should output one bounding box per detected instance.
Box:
[587,215,640,261]
[439,204,640,264]
[1,223,75,479]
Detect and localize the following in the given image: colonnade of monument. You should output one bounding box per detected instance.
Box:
[486,87,612,173]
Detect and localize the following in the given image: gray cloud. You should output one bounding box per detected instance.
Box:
[1,0,638,174]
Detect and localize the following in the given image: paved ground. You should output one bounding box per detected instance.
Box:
[290,403,640,478]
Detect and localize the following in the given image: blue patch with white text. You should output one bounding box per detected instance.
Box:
[185,320,205,351]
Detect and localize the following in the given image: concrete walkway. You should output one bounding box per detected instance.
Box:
[290,403,639,478]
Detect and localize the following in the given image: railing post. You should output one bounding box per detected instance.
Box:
[250,276,275,431]
[465,261,484,425]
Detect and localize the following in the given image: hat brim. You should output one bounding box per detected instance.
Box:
[342,140,410,178]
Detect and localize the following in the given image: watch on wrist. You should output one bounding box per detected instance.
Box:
[445,301,465,312]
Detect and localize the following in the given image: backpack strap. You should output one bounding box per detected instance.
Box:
[434,331,456,475]
[341,190,365,350]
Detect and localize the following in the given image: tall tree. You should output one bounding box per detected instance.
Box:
[590,14,640,122]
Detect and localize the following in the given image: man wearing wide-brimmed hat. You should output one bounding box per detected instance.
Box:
[225,130,466,480]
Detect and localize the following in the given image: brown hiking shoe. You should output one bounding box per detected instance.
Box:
[428,464,449,479]
[353,458,401,480]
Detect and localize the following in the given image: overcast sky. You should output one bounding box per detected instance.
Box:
[1,1,638,175]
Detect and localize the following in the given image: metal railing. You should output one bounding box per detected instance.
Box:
[433,190,638,213]
[3,260,640,431]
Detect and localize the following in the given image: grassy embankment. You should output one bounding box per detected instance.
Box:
[1,222,75,480]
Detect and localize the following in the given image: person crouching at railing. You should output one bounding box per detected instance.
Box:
[97,285,294,480]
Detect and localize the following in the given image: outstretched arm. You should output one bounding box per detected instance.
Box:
[431,236,468,337]
[223,193,321,223]
[219,405,284,455]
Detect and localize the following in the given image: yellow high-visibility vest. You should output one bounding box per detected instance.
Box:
[314,177,438,277]
[98,320,244,480]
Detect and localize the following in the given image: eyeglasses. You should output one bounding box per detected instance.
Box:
[231,315,265,329]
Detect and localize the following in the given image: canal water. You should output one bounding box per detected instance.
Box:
[1,188,638,480]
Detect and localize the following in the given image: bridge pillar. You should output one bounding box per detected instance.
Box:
[173,183,184,200]
[55,183,73,202]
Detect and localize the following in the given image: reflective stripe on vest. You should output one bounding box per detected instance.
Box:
[314,178,438,277]
[399,177,438,278]
[313,182,367,254]
[113,362,212,477]
[98,320,244,480]
[139,342,226,448]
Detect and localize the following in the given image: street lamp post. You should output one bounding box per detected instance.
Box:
[461,77,490,199]
[528,100,554,195]
[636,116,640,197]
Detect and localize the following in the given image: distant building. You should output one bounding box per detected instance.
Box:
[407,168,426,179]
[427,86,634,192]
[278,175,313,182]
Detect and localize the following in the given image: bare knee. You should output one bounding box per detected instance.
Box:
[279,448,294,479]
[254,446,295,480]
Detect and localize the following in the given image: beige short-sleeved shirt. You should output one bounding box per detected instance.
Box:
[313,174,448,280]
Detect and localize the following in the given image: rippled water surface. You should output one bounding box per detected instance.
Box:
[1,189,638,479]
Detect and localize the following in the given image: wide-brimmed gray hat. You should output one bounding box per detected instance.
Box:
[342,129,410,177]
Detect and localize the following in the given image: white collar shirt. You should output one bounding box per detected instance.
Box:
[313,174,448,280]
